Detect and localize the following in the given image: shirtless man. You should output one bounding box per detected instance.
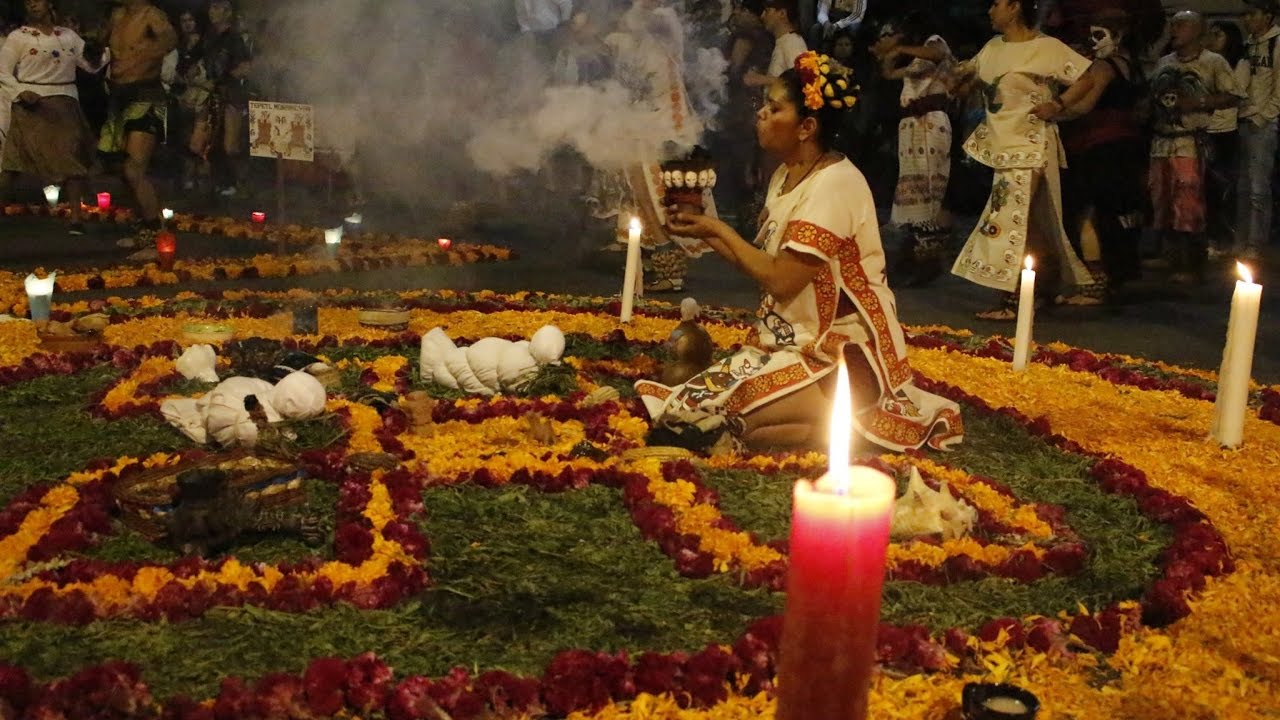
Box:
[99,0,176,233]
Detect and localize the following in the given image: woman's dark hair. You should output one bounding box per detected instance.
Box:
[1211,19,1246,68]
[892,10,932,46]
[1014,0,1038,29]
[777,67,844,150]
[737,0,766,16]
[763,0,798,27]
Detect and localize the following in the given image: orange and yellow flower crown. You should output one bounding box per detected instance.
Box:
[795,51,858,111]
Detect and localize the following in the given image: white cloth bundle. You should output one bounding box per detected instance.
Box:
[420,325,565,394]
[175,344,219,383]
[270,371,327,420]
[161,372,327,448]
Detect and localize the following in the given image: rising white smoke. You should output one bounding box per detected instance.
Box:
[254,0,729,207]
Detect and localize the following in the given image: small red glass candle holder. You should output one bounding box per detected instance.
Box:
[155,231,177,271]
[251,211,266,224]
[437,237,453,251]
[96,193,111,210]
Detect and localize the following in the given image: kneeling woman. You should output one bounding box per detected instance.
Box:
[636,52,963,453]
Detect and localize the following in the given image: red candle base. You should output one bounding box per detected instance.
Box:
[776,470,895,720]
[157,251,175,272]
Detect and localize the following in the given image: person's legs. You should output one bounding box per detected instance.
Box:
[123,130,161,222]
[1235,120,1277,258]
[0,170,15,203]
[64,175,86,226]
[1205,130,1238,253]
[741,348,880,450]
[214,104,244,194]
[645,248,690,293]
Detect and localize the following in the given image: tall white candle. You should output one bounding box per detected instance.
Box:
[1012,256,1036,372]
[620,217,642,323]
[1211,263,1262,448]
[43,185,60,208]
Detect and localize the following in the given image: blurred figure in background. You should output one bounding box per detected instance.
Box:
[0,0,107,234]
[201,0,252,198]
[1234,0,1280,261]
[99,0,176,232]
[1204,19,1246,260]
[876,12,955,287]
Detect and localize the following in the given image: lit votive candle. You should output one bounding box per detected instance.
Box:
[1211,262,1262,447]
[1012,255,1035,372]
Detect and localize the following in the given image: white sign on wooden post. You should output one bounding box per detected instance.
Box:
[248,101,315,162]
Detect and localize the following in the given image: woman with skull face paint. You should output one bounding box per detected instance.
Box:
[948,0,1097,320]
[1053,9,1147,303]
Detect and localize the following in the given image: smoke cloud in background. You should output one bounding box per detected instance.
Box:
[256,0,730,214]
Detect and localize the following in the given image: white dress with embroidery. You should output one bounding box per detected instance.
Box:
[636,159,964,452]
[951,36,1092,292]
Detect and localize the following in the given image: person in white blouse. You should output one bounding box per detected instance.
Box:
[0,0,108,235]
[745,0,808,88]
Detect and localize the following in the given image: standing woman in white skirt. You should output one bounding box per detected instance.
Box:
[948,0,1096,320]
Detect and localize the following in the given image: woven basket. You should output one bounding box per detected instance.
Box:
[112,452,305,541]
[620,446,695,463]
[357,307,410,330]
[38,332,104,354]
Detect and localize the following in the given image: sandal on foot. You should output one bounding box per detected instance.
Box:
[644,278,684,293]
[974,306,1017,321]
[1054,293,1106,307]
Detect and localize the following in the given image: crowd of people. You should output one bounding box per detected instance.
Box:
[2,0,1279,310]
[0,0,253,242]
[547,0,1280,315]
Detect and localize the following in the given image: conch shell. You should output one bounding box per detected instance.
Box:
[891,467,977,541]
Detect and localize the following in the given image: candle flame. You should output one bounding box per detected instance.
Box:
[1237,262,1254,285]
[24,272,56,296]
[1024,255,1034,272]
[629,216,641,233]
[827,358,853,495]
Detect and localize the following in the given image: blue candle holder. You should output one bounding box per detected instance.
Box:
[28,294,51,322]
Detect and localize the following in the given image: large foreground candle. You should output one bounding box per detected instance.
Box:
[1211,262,1262,447]
[620,217,642,323]
[1012,256,1035,372]
[776,360,895,720]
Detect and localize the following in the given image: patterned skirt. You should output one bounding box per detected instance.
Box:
[952,146,1090,293]
[636,328,964,453]
[890,110,952,226]
[1,94,98,179]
